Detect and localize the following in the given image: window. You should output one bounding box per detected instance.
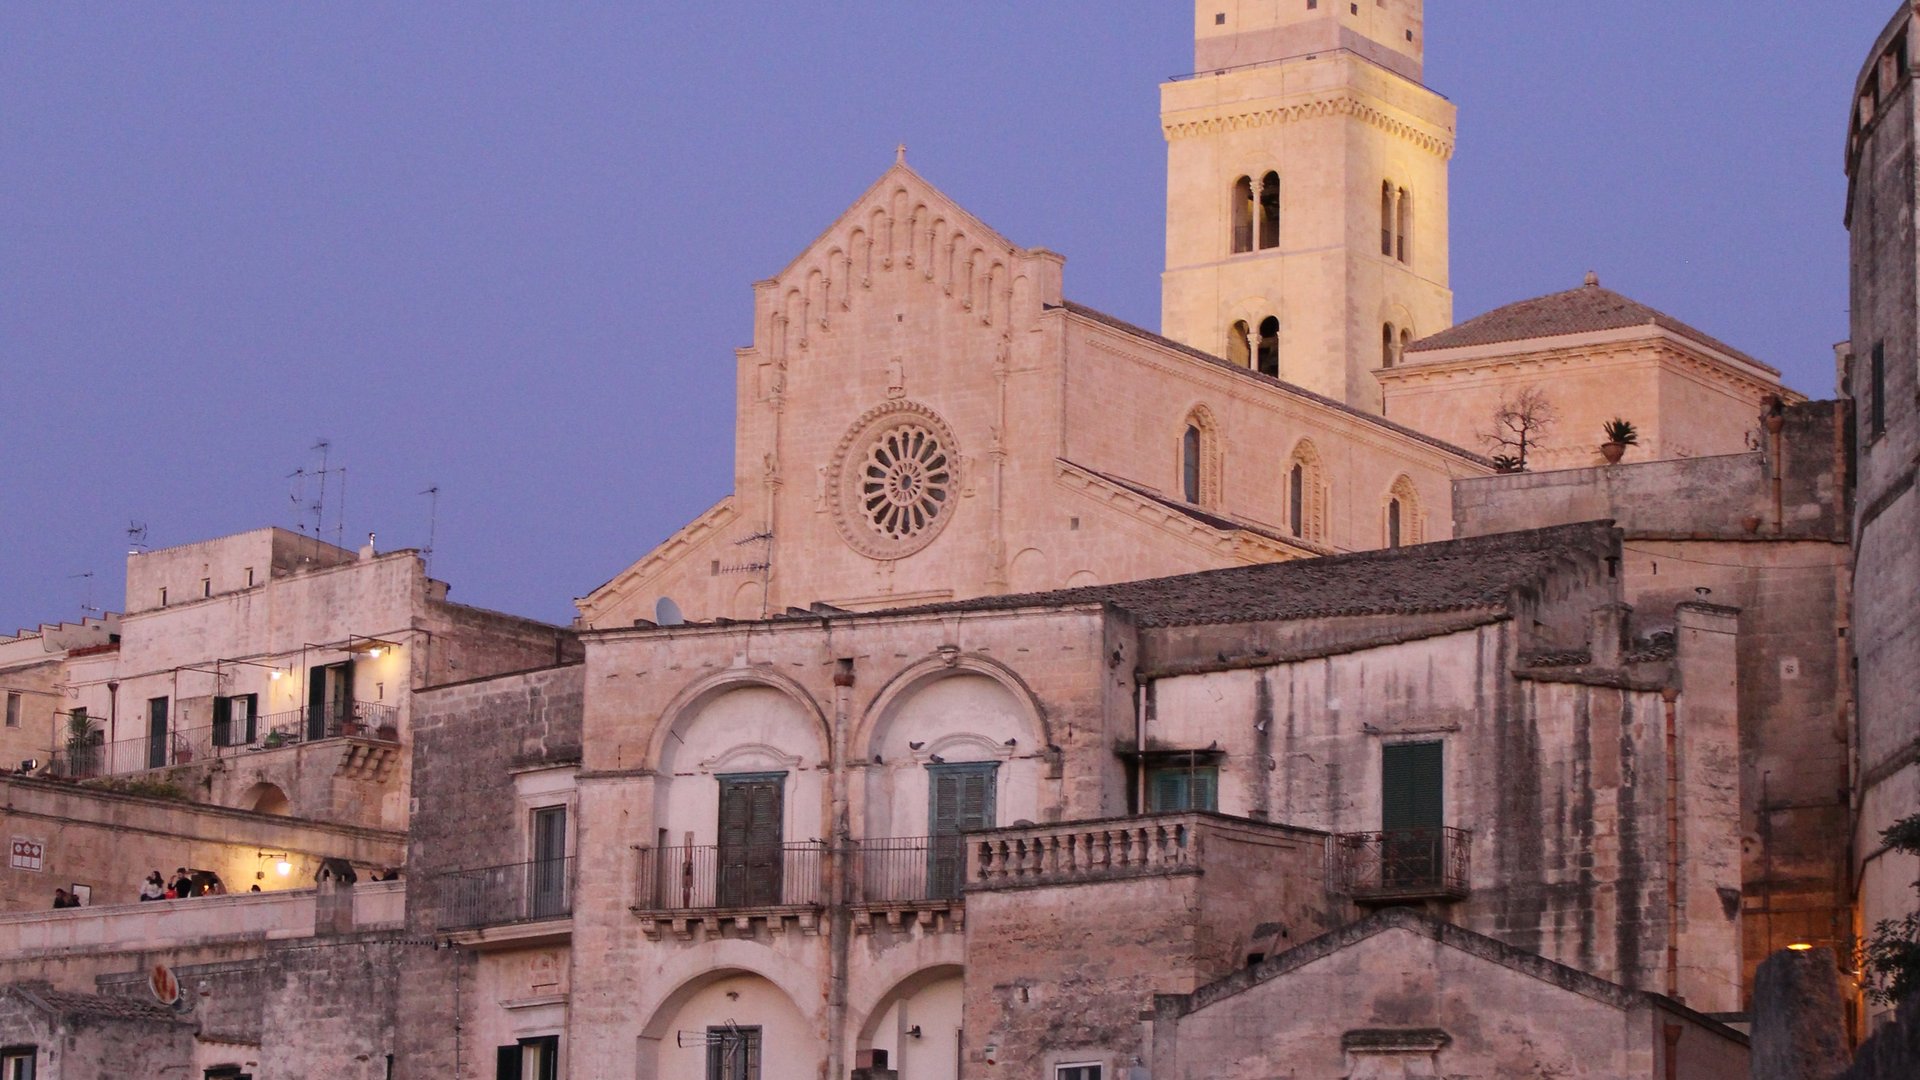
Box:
[1382,741,1444,886]
[205,1068,252,1080]
[1382,323,1397,368]
[1182,426,1202,504]
[530,806,569,918]
[1057,1066,1102,1080]
[1230,176,1254,254]
[1289,463,1306,537]
[245,567,255,588]
[1287,440,1328,544]
[1387,475,1423,548]
[496,1036,558,1080]
[158,587,167,607]
[306,660,354,740]
[1256,316,1279,378]
[707,1026,761,1080]
[4,693,18,729]
[1257,172,1280,249]
[212,694,258,747]
[1,1048,33,1080]
[1227,320,1251,368]
[1388,499,1403,548]
[717,773,785,907]
[201,577,211,598]
[1381,182,1394,256]
[1396,187,1411,262]
[1871,341,1887,437]
[928,762,997,898]
[1147,764,1218,812]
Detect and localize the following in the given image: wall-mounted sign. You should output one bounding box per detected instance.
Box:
[9,837,45,873]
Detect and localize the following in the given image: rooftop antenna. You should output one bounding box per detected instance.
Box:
[287,440,348,551]
[68,571,99,615]
[125,521,149,555]
[418,485,440,575]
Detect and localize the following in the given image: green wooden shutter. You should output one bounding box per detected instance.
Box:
[495,1044,521,1080]
[1381,741,1443,832]
[928,763,997,898]
[212,696,232,747]
[717,774,784,907]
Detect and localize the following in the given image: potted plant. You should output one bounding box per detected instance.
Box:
[1600,418,1638,464]
[263,731,287,749]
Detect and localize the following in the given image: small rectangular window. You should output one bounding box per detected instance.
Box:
[1214,12,1225,24]
[1147,764,1218,813]
[158,587,167,606]
[204,1067,251,1080]
[201,578,211,598]
[706,1026,761,1080]
[212,695,258,747]
[1871,341,1887,437]
[4,693,19,729]
[1,1047,36,1080]
[1057,1066,1103,1080]
[245,567,255,587]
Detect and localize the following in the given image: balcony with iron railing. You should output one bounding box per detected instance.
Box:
[41,701,399,780]
[1328,827,1472,903]
[434,856,575,947]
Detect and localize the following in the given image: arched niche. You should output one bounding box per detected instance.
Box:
[242,782,291,817]
[650,675,829,851]
[855,660,1047,840]
[856,965,965,1080]
[637,966,813,1080]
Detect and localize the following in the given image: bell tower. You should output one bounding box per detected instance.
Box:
[1161,0,1454,412]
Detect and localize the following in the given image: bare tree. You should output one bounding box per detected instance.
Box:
[1480,386,1557,471]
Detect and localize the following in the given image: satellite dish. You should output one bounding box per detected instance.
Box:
[655,597,685,627]
[148,964,180,1006]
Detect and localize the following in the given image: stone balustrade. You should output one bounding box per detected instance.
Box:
[967,813,1210,890]
[0,879,405,958]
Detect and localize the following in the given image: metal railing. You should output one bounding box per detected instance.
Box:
[37,701,399,780]
[1329,827,1471,903]
[847,835,966,905]
[435,856,575,931]
[632,842,827,912]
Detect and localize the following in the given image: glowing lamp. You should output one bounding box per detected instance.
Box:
[275,860,293,877]
[1787,943,1814,952]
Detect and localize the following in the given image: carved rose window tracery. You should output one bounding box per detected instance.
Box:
[830,401,963,560]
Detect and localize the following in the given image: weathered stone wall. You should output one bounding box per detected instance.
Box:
[1149,914,1748,1080]
[1846,2,1920,1033]
[961,818,1335,1079]
[0,992,197,1080]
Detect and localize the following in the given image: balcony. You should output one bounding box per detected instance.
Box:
[1328,827,1472,903]
[41,701,399,780]
[967,815,1201,890]
[434,856,575,948]
[633,842,827,939]
[846,835,965,933]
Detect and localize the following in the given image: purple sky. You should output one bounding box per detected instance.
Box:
[1,3,1891,630]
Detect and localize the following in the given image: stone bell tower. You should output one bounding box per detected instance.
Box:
[1161,0,1454,412]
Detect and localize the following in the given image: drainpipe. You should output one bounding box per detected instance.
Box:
[1662,686,1682,1001]
[827,656,855,1080]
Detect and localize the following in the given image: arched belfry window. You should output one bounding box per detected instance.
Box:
[1179,406,1222,508]
[1382,323,1397,368]
[1228,320,1251,368]
[1256,317,1279,379]
[1287,440,1328,544]
[1396,187,1411,263]
[1381,182,1395,257]
[1231,177,1255,254]
[1386,475,1424,548]
[1258,172,1280,250]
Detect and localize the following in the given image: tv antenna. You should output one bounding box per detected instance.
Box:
[419,485,441,574]
[69,571,99,615]
[125,521,149,554]
[288,440,348,549]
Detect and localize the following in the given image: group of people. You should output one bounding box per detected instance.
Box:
[137,867,231,901]
[50,888,82,908]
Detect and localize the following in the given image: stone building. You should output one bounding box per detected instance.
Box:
[1845,0,1920,1035]
[0,616,117,779]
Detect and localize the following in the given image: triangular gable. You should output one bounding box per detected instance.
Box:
[767,158,1022,285]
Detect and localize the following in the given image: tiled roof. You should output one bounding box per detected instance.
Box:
[883,520,1618,629]
[21,988,182,1023]
[1404,277,1776,375]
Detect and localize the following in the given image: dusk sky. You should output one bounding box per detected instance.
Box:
[1,3,1893,630]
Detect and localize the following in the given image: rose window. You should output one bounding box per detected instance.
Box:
[861,424,951,540]
[829,401,963,560]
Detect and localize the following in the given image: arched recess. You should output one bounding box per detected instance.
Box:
[637,963,814,1080]
[1230,175,1254,253]
[648,671,832,851]
[1255,316,1280,378]
[855,965,966,1080]
[1064,569,1099,589]
[1286,439,1330,544]
[1257,171,1280,249]
[1386,474,1425,549]
[1008,547,1048,593]
[854,656,1051,840]
[1179,404,1223,509]
[1227,320,1251,368]
[1381,323,1398,369]
[242,782,291,816]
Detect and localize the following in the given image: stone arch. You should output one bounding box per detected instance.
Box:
[1286,438,1330,545]
[1008,547,1047,593]
[853,653,1050,764]
[635,957,816,1080]
[242,782,290,816]
[1065,569,1099,588]
[647,669,830,775]
[853,964,966,1080]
